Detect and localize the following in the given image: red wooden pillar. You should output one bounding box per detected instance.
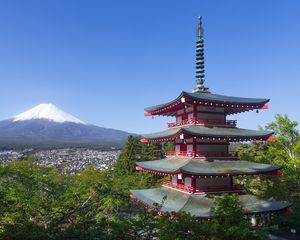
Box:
[191,175,196,192]
[226,141,230,156]
[193,103,197,121]
[193,137,197,157]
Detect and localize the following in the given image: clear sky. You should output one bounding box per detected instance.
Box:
[0,0,299,134]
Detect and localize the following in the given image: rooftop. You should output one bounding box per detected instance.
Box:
[136,158,281,175]
[131,188,291,218]
[144,91,269,116]
[141,125,273,142]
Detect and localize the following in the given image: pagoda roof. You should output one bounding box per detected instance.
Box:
[141,125,273,142]
[136,158,281,176]
[130,188,291,218]
[144,91,269,116]
[184,91,269,105]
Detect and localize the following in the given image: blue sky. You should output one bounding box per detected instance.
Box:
[0,0,299,133]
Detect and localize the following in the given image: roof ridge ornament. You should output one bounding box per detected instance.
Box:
[192,16,210,93]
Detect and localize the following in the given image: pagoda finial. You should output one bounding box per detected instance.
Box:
[192,16,210,93]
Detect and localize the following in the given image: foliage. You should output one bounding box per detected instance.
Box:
[0,158,125,239]
[236,114,300,234]
[209,193,257,240]
[114,136,164,176]
[113,135,162,195]
[140,142,164,161]
[157,211,208,240]
[114,136,140,176]
[267,114,299,161]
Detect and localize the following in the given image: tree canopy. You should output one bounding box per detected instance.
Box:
[237,114,300,236]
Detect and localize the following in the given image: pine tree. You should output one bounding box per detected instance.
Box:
[140,142,164,161]
[114,136,140,176]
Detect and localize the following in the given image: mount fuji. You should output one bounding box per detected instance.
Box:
[12,103,87,125]
[0,104,131,149]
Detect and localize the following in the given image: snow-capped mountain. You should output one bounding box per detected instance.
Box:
[0,104,131,149]
[13,103,87,125]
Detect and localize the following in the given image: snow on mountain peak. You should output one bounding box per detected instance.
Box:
[12,103,87,125]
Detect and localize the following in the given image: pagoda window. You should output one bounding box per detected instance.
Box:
[171,175,178,184]
[184,177,192,187]
[196,177,231,187]
[175,145,181,153]
[187,144,194,153]
[176,115,182,124]
[188,113,194,120]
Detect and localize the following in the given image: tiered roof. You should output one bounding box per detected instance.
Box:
[141,125,273,142]
[144,91,269,116]
[131,188,291,218]
[136,158,281,176]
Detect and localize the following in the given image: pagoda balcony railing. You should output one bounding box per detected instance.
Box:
[165,151,238,158]
[162,180,194,193]
[162,180,244,193]
[167,118,237,128]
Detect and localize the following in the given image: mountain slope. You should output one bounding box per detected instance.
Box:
[0,104,132,149]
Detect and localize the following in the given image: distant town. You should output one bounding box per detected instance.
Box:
[0,148,121,174]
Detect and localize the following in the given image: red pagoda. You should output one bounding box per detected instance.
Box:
[130,17,291,223]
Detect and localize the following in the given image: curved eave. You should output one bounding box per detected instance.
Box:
[141,126,273,142]
[144,93,184,116]
[183,91,269,106]
[136,158,282,176]
[144,91,270,116]
[130,188,291,218]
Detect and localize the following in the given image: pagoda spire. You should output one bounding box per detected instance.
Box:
[192,16,210,93]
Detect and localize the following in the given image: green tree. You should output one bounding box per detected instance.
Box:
[140,142,164,161]
[113,136,162,195]
[157,212,208,240]
[237,114,300,235]
[0,157,64,239]
[209,193,256,240]
[266,114,299,162]
[0,158,129,239]
[114,136,140,176]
